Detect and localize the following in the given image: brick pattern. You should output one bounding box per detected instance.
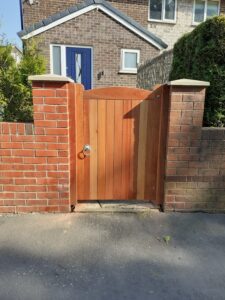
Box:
[37,9,159,88]
[0,79,224,213]
[22,0,148,29]
[221,0,225,14]
[164,86,225,212]
[22,1,159,89]
[0,81,76,213]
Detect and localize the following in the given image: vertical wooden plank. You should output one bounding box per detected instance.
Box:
[126,100,133,199]
[130,100,141,199]
[82,99,90,200]
[97,100,106,199]
[156,85,170,205]
[136,100,149,199]
[105,100,115,199]
[113,100,123,199]
[121,100,132,199]
[71,84,83,205]
[145,98,161,201]
[76,88,84,200]
[89,100,98,200]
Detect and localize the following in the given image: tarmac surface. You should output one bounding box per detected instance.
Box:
[0,212,225,300]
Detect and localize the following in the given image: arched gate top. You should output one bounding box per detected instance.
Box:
[83,86,156,100]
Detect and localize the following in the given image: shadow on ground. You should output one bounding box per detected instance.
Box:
[0,212,225,300]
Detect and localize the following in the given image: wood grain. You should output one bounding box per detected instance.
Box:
[84,87,152,100]
[122,100,131,198]
[83,99,90,200]
[137,100,149,199]
[113,101,123,199]
[97,100,106,199]
[144,97,161,200]
[76,87,84,200]
[75,85,168,205]
[89,100,98,200]
[105,100,115,199]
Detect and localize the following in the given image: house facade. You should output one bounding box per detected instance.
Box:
[11,46,22,64]
[19,0,224,88]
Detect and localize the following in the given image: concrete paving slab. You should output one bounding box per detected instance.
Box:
[75,201,159,213]
[75,201,102,212]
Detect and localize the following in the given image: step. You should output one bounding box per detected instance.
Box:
[75,201,160,213]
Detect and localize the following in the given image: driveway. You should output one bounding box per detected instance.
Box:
[0,212,225,300]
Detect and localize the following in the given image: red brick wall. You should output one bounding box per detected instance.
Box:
[0,79,78,213]
[0,78,224,213]
[164,85,225,212]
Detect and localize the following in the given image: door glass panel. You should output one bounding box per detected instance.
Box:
[124,52,137,69]
[52,46,61,75]
[75,53,82,83]
[194,0,205,22]
[150,0,162,20]
[165,0,175,20]
[207,1,219,18]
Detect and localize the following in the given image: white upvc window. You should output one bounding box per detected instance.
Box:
[51,45,62,75]
[193,0,220,24]
[50,44,66,76]
[149,0,177,23]
[120,49,140,74]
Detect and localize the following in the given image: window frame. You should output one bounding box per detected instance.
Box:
[50,44,93,88]
[192,0,220,25]
[120,49,140,74]
[51,45,62,76]
[50,44,67,77]
[148,0,177,23]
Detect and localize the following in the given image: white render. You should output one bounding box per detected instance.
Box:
[148,0,196,49]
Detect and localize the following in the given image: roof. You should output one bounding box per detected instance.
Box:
[18,0,168,50]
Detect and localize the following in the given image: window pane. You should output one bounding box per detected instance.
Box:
[194,0,205,23]
[165,0,176,20]
[124,52,137,69]
[150,0,162,20]
[207,1,219,18]
[52,46,61,75]
[75,53,82,83]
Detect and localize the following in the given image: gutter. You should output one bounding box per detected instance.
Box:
[19,0,24,30]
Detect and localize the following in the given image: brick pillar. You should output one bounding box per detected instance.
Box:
[164,79,210,211]
[30,74,75,213]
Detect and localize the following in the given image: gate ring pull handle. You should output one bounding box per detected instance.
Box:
[83,144,91,157]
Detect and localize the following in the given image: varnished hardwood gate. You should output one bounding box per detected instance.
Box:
[74,85,169,205]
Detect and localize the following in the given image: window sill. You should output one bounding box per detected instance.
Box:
[192,22,201,26]
[118,70,137,74]
[148,18,176,24]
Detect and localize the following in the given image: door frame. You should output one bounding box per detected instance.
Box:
[50,44,94,88]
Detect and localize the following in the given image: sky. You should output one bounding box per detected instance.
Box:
[0,0,22,48]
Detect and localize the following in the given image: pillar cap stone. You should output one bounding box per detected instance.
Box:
[28,74,74,83]
[167,78,210,87]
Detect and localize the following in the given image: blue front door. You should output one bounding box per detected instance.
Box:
[66,47,92,90]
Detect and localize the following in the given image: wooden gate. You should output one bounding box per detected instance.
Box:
[74,85,169,205]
